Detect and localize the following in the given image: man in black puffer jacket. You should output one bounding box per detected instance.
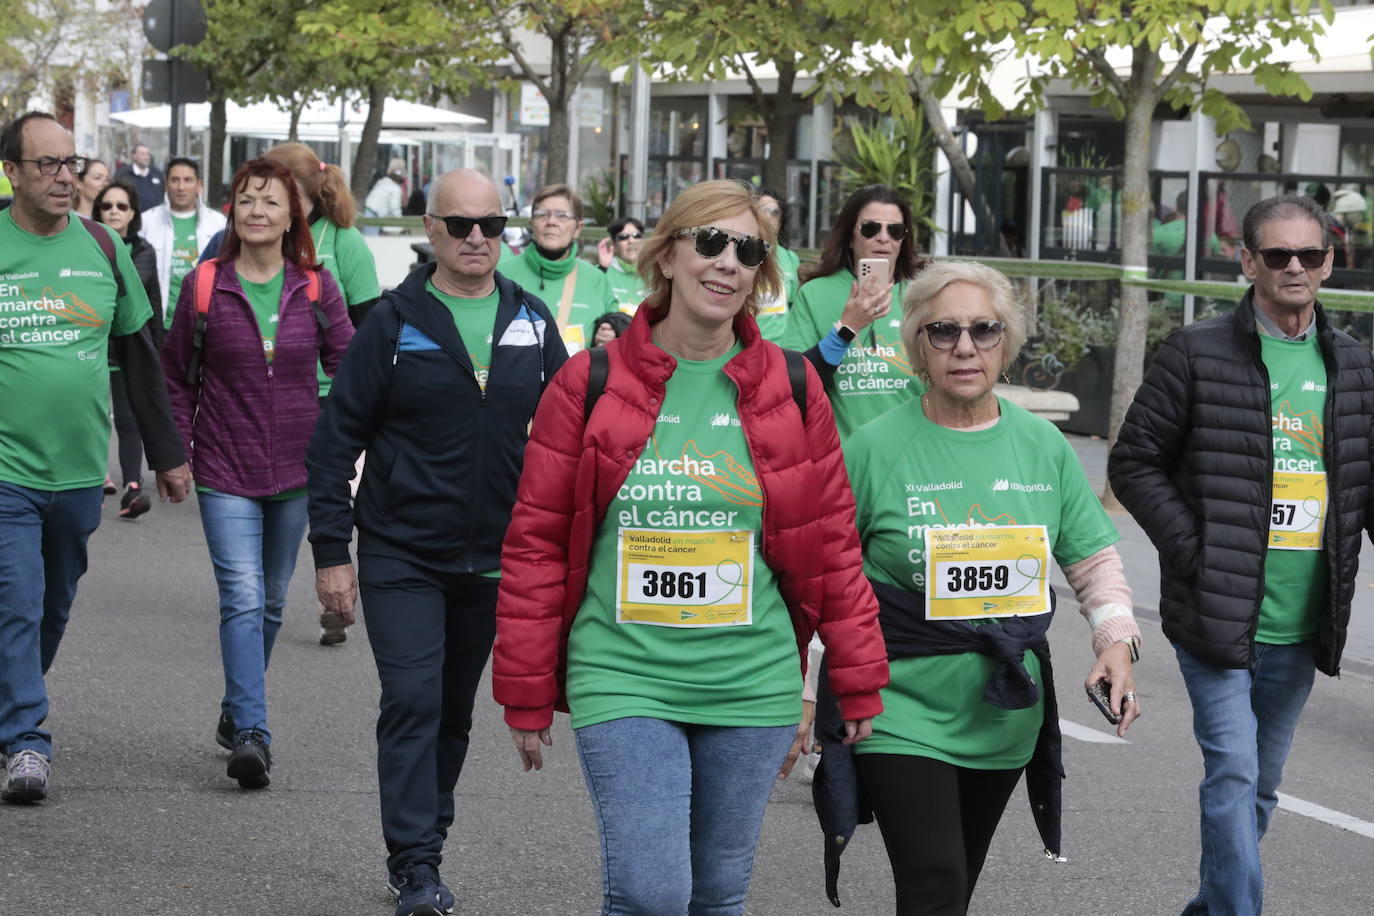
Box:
[1110,194,1374,916]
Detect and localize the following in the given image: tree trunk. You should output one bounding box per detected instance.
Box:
[546,95,571,185]
[288,98,304,142]
[207,94,227,208]
[912,70,1011,258]
[760,61,799,193]
[1101,46,1159,510]
[350,81,387,209]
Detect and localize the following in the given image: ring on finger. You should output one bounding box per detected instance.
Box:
[1123,691,1137,704]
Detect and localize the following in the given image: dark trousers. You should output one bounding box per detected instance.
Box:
[358,554,499,874]
[856,753,1025,916]
[109,370,144,486]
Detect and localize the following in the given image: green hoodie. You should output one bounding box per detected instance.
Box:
[605,257,647,311]
[499,244,616,353]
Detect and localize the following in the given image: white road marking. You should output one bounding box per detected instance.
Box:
[1277,793,1374,840]
[1058,718,1128,744]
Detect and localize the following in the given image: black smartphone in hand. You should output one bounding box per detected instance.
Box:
[1086,679,1120,725]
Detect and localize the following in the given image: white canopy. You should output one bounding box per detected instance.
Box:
[109,96,485,136]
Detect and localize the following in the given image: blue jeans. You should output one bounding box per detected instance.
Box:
[574,717,797,915]
[0,481,103,758]
[198,490,309,743]
[1174,641,1317,916]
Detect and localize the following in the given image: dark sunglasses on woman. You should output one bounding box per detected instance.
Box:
[674,226,771,268]
[430,214,509,239]
[922,320,1005,351]
[615,231,643,241]
[859,220,908,241]
[1255,247,1329,270]
[100,201,132,212]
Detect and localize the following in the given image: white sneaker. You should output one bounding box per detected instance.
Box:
[1,749,51,803]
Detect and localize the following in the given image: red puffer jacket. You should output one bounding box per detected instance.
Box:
[493,303,889,731]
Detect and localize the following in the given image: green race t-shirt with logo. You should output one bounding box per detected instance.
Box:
[566,342,802,729]
[844,397,1120,768]
[0,211,153,490]
[499,245,615,355]
[1257,334,1328,644]
[165,212,199,320]
[782,269,920,440]
[606,257,647,312]
[426,281,498,391]
[314,217,381,399]
[755,244,800,343]
[239,268,285,361]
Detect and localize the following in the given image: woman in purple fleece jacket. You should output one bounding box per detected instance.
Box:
[161,158,353,790]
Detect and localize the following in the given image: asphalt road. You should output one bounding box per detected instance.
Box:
[2,435,1372,915]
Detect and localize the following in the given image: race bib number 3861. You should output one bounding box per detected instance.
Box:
[925,525,1051,621]
[616,527,754,627]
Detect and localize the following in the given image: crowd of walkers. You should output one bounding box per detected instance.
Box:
[2,108,1372,916]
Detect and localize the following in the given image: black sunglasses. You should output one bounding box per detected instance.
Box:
[99,200,131,212]
[674,226,770,268]
[430,214,508,239]
[859,220,908,241]
[1255,247,1328,270]
[615,231,643,241]
[922,320,1006,351]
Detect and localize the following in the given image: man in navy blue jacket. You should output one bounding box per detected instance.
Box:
[307,168,567,916]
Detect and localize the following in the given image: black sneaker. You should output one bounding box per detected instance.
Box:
[1,749,51,804]
[391,864,447,916]
[227,729,271,789]
[215,711,235,750]
[119,483,151,519]
[388,866,455,913]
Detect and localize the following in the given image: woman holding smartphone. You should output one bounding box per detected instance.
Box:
[782,184,925,440]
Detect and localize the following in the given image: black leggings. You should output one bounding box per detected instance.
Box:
[109,369,143,486]
[856,753,1024,916]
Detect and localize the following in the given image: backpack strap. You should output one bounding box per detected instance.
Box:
[78,215,126,299]
[185,262,218,385]
[784,348,808,424]
[306,269,330,331]
[585,346,609,424]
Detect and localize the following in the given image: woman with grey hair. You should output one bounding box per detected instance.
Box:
[823,260,1144,914]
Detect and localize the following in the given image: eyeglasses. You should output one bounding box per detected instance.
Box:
[429,214,508,239]
[532,209,577,223]
[614,231,643,242]
[859,220,908,241]
[1255,247,1329,270]
[99,200,132,212]
[761,206,782,218]
[16,156,87,176]
[673,226,771,269]
[922,320,1006,351]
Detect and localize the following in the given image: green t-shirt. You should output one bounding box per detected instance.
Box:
[238,268,285,362]
[426,281,498,391]
[166,212,199,320]
[1257,334,1328,644]
[844,397,1120,767]
[0,211,153,490]
[498,246,615,355]
[782,269,920,440]
[566,342,801,729]
[755,245,800,343]
[314,218,381,399]
[605,257,647,311]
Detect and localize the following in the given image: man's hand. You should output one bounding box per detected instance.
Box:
[155,463,192,502]
[315,563,358,626]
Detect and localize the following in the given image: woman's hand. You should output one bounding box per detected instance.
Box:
[596,236,615,269]
[314,563,358,626]
[838,278,895,332]
[779,700,817,779]
[511,726,553,771]
[842,717,873,745]
[1085,641,1141,738]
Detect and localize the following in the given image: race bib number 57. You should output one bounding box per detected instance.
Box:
[1269,471,1326,550]
[925,525,1051,620]
[616,528,754,627]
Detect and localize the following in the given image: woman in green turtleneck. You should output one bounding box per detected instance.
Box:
[499,183,616,355]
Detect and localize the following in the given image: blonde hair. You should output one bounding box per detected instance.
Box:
[262,142,357,229]
[635,180,782,317]
[899,260,1027,374]
[532,182,583,221]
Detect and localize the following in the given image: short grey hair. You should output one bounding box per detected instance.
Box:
[1242,194,1334,252]
[900,260,1027,374]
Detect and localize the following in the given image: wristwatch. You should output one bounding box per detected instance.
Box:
[834,322,856,343]
[1117,635,1140,663]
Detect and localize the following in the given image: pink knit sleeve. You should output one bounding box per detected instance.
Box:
[1062,545,1143,657]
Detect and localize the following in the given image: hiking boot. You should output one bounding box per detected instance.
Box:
[215,711,235,750]
[391,863,447,916]
[2,749,51,804]
[388,865,455,914]
[319,610,348,646]
[226,729,271,789]
[119,483,151,519]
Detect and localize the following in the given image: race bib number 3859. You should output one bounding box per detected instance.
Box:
[616,527,754,627]
[925,525,1051,621]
